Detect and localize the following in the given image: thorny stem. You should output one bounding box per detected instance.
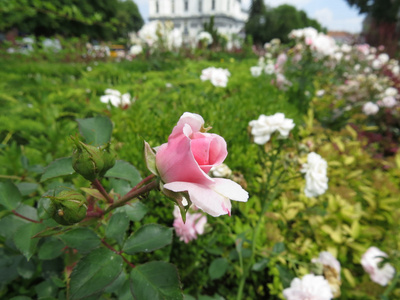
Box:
[12,210,42,223]
[92,179,114,204]
[124,174,157,196]
[103,179,158,215]
[101,238,135,268]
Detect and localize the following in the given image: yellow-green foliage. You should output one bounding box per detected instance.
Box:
[264,114,400,298]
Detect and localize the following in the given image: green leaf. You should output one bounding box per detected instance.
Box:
[17,258,35,279]
[105,212,130,245]
[0,215,29,239]
[14,222,46,260]
[130,261,182,300]
[252,258,269,272]
[33,226,71,238]
[69,247,123,300]
[123,224,173,255]
[17,182,39,196]
[0,180,22,210]
[38,238,66,260]
[0,250,21,289]
[40,157,75,182]
[144,141,158,176]
[272,242,285,254]
[60,228,100,253]
[109,178,132,196]
[277,265,294,288]
[105,160,142,186]
[35,280,58,298]
[77,116,113,146]
[116,201,148,222]
[208,258,229,280]
[80,187,107,202]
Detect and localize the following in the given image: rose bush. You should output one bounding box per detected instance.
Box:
[155,112,249,217]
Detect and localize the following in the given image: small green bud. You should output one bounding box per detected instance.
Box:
[48,190,88,225]
[72,137,104,181]
[99,143,116,177]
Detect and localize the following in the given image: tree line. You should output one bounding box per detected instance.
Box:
[0,0,143,40]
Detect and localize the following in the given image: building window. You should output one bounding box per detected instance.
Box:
[227,0,230,11]
[184,0,188,12]
[172,0,175,13]
[156,1,159,13]
[184,22,189,35]
[211,0,215,10]
[198,0,202,13]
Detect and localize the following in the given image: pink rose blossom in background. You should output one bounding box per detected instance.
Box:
[173,206,207,243]
[361,246,395,286]
[156,112,248,217]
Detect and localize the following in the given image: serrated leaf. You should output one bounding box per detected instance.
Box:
[77,116,113,146]
[123,224,172,254]
[130,261,183,300]
[40,157,75,182]
[60,228,100,253]
[38,238,66,260]
[105,212,130,245]
[109,178,132,196]
[16,182,39,196]
[105,160,142,186]
[208,258,229,280]
[0,180,22,210]
[33,226,71,238]
[14,222,46,260]
[115,201,148,222]
[69,248,123,300]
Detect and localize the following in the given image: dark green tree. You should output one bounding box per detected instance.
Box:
[245,0,268,45]
[0,0,143,40]
[344,0,400,23]
[245,2,326,45]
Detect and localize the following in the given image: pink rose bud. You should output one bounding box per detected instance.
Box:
[155,112,248,217]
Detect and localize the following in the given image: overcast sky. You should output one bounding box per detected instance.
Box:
[133,0,366,33]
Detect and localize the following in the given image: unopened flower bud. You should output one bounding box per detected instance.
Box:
[72,138,105,181]
[99,143,116,177]
[48,190,88,225]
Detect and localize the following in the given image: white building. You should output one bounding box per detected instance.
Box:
[148,0,248,38]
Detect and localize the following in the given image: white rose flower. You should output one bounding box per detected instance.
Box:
[378,96,397,108]
[210,68,230,88]
[385,87,398,97]
[312,251,341,279]
[100,89,132,107]
[283,274,333,300]
[312,251,342,297]
[362,102,379,115]
[378,53,389,65]
[250,66,263,77]
[210,164,232,178]
[129,44,143,56]
[249,113,295,145]
[197,31,213,45]
[200,67,216,81]
[361,247,395,286]
[316,90,325,97]
[301,152,328,197]
[264,64,275,75]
